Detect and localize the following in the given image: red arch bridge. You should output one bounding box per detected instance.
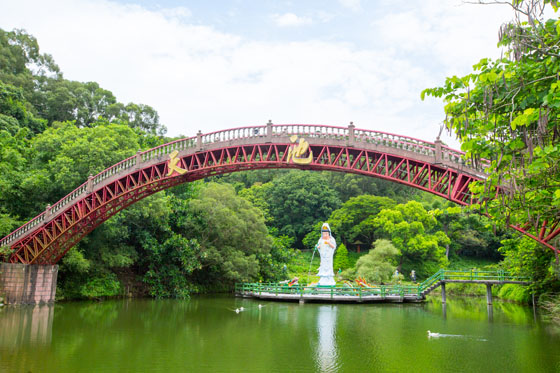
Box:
[1,122,559,264]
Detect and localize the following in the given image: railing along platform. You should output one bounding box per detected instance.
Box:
[236,270,531,304]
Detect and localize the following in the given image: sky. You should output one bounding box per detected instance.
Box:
[0,0,528,149]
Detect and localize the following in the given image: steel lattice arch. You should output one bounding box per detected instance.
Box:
[1,123,559,264]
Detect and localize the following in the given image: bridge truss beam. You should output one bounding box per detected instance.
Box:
[5,142,560,264]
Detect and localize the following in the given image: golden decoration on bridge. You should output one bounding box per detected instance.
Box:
[287,135,313,165]
[167,150,187,176]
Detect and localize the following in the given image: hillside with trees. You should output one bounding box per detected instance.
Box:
[0,22,557,305]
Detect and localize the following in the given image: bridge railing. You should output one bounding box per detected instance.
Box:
[438,269,530,283]
[354,128,436,157]
[197,124,487,172]
[1,124,485,249]
[440,146,491,169]
[201,125,267,144]
[271,124,349,139]
[418,269,530,293]
[419,269,445,291]
[235,282,422,299]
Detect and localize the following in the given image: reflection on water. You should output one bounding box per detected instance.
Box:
[0,305,54,348]
[1,296,559,372]
[315,305,338,372]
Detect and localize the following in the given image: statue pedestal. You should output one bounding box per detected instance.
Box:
[318,276,336,286]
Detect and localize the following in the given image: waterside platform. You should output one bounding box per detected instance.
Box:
[235,270,531,304]
[235,283,423,303]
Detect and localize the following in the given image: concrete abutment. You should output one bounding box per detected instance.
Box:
[0,263,58,305]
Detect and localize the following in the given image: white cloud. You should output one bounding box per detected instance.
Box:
[160,6,191,21]
[272,13,313,27]
[0,0,529,150]
[316,11,335,23]
[371,0,513,74]
[338,0,361,11]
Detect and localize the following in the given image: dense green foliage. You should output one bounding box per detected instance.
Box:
[422,1,560,301]
[351,239,399,283]
[434,204,507,260]
[372,201,450,278]
[262,171,341,248]
[2,20,557,304]
[422,2,559,232]
[327,195,396,248]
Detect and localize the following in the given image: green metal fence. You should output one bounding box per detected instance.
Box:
[235,282,420,299]
[236,270,531,300]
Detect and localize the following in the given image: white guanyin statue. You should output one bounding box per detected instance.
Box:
[317,222,336,286]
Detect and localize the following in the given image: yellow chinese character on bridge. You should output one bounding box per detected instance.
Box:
[167,150,187,176]
[287,135,313,165]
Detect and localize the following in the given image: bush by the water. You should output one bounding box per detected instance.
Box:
[498,284,531,303]
[344,239,398,283]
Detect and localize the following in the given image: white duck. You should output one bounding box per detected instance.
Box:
[427,330,441,338]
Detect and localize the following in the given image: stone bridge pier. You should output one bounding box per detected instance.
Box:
[0,263,58,304]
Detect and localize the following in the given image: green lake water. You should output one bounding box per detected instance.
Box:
[1,295,559,372]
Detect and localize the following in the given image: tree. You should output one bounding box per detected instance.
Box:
[0,126,50,227]
[422,1,560,236]
[353,239,399,283]
[0,28,61,97]
[265,171,341,248]
[142,234,201,299]
[322,171,419,202]
[57,191,178,299]
[373,201,449,278]
[499,236,559,295]
[0,27,167,136]
[333,243,350,271]
[0,120,151,237]
[328,195,396,248]
[120,103,166,136]
[434,204,507,260]
[210,169,289,190]
[181,182,278,286]
[238,182,273,223]
[0,81,46,134]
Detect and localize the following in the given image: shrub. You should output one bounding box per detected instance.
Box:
[79,272,121,299]
[333,243,350,271]
[354,239,399,283]
[498,284,531,303]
